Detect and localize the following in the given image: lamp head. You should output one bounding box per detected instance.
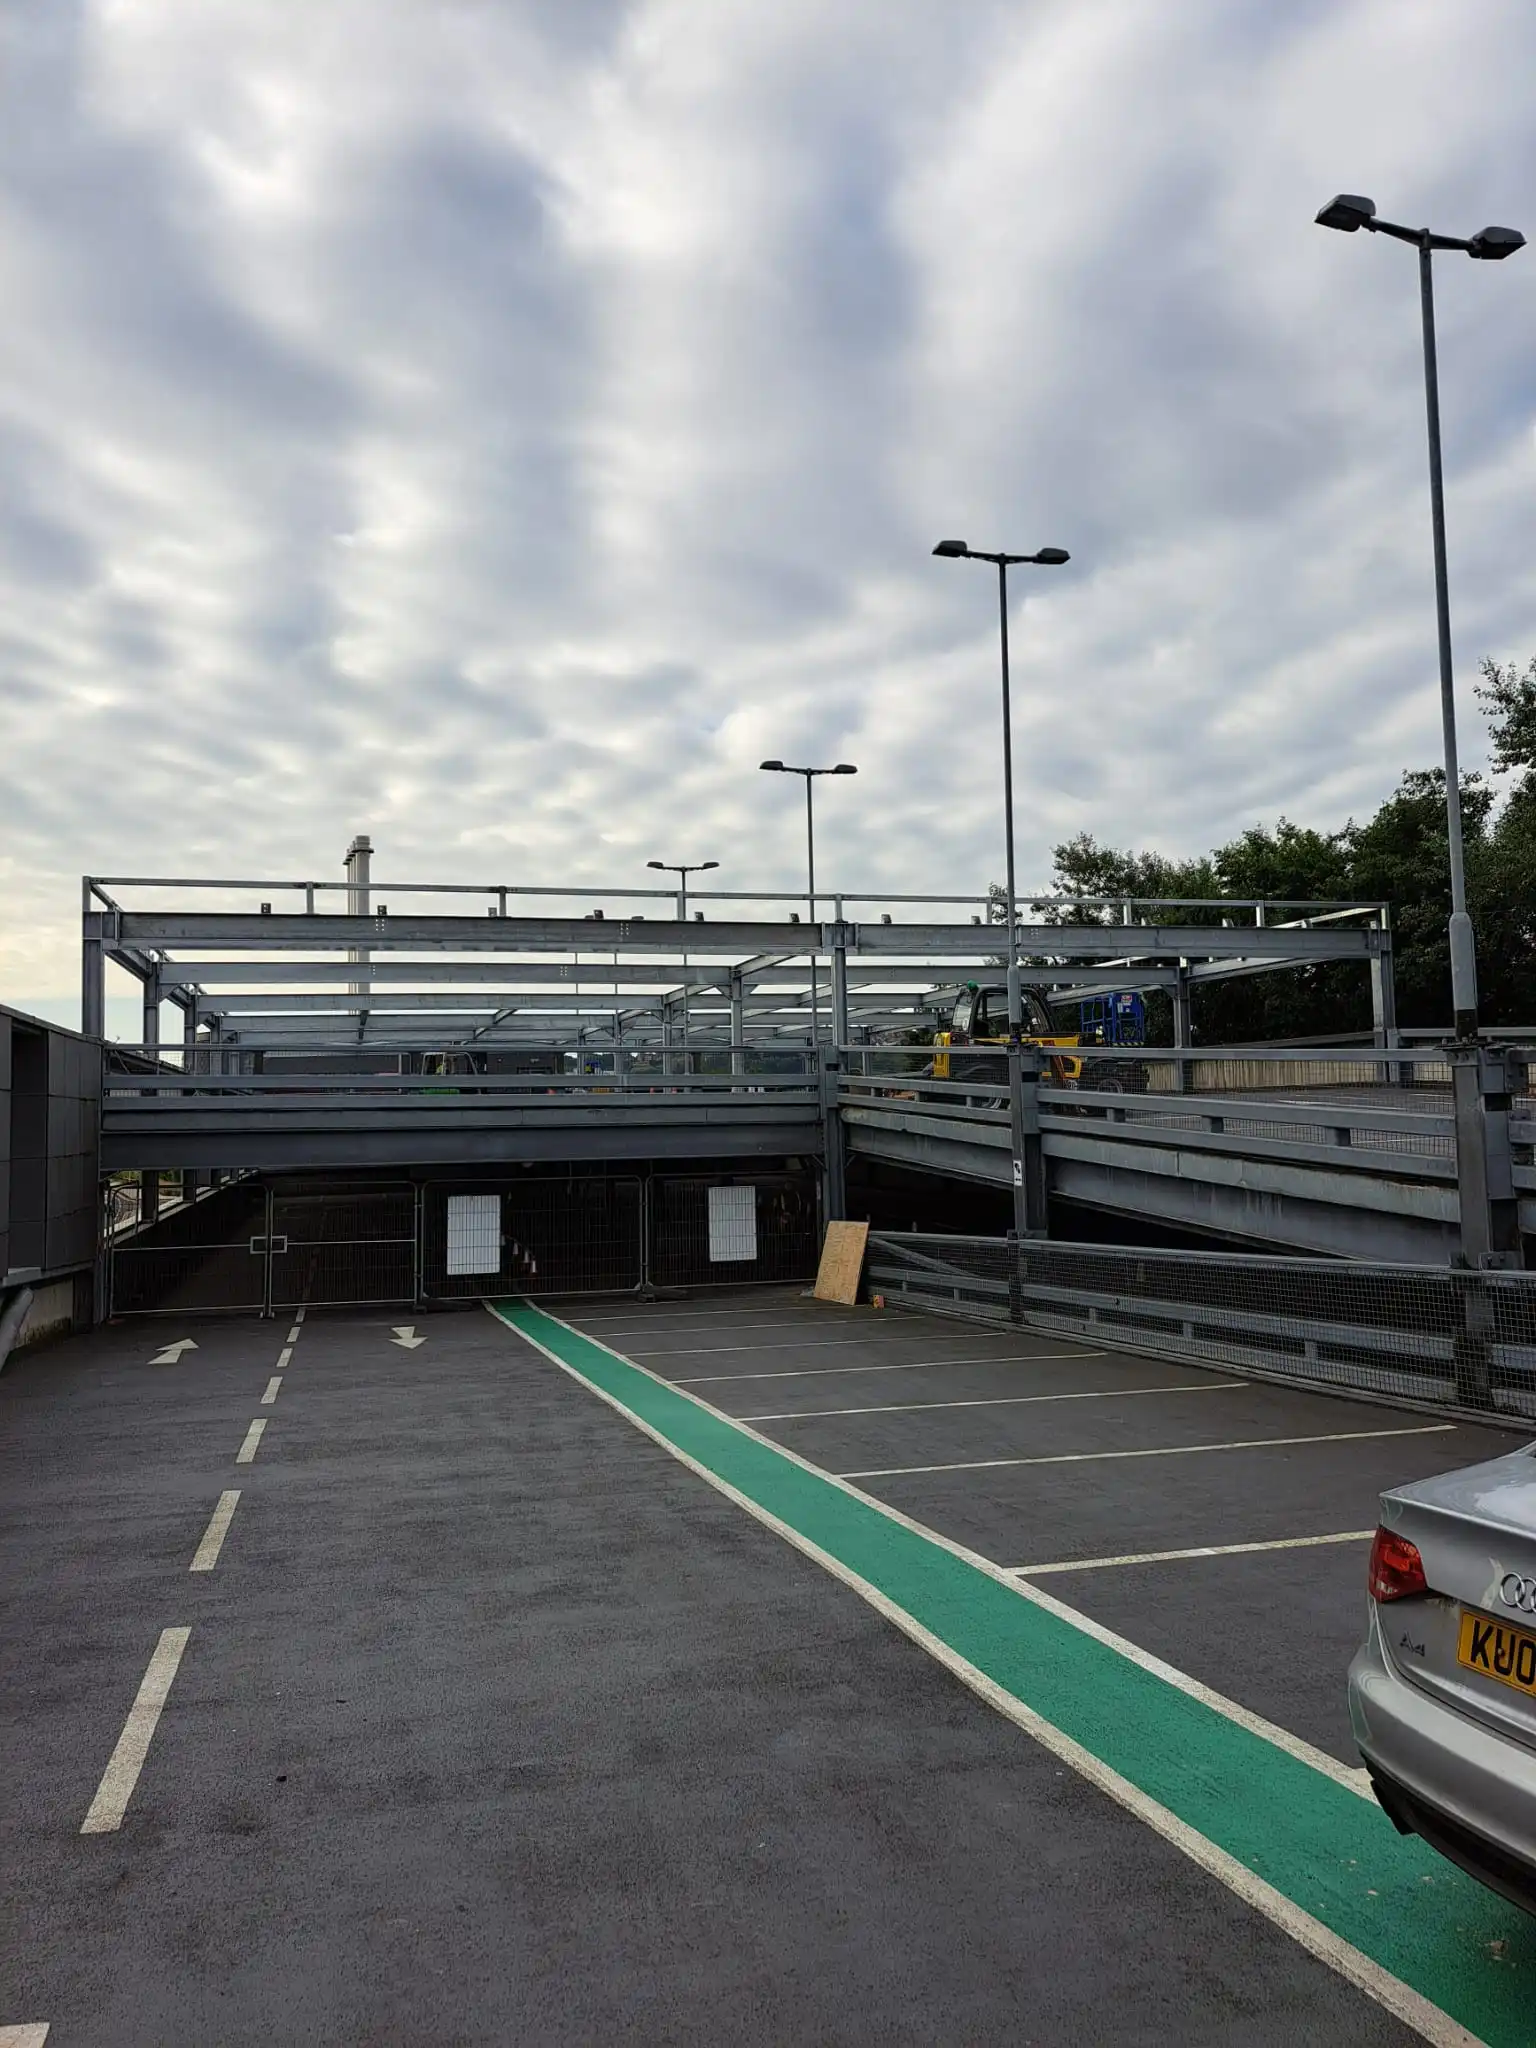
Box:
[1032,547,1070,566]
[1468,225,1524,261]
[759,759,785,772]
[1316,193,1376,233]
[932,539,970,558]
[646,859,666,871]
[832,763,857,775]
[700,860,719,871]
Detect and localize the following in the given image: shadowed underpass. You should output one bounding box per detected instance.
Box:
[2,1289,1533,2044]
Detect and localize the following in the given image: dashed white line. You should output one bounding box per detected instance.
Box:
[235,1418,267,1464]
[1010,1531,1378,1576]
[674,1350,1105,1385]
[286,1325,301,1344]
[190,1491,242,1572]
[276,1346,293,1369]
[294,1308,306,1325]
[261,1375,283,1405]
[840,1422,1455,1480]
[742,1380,1246,1423]
[80,1628,191,1834]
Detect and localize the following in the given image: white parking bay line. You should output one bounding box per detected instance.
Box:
[190,1491,241,1572]
[80,1628,191,1833]
[741,1380,1245,1423]
[675,1350,1104,1386]
[840,1422,1454,1481]
[235,1418,267,1464]
[0,2027,50,2046]
[639,1334,1086,1358]
[1010,1531,1377,1575]
[261,1375,283,1405]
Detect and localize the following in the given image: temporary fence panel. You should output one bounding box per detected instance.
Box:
[866,1231,1536,1427]
[421,1178,644,1299]
[110,1181,271,1314]
[650,1175,818,1289]
[268,1182,417,1310]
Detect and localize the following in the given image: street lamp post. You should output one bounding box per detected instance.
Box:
[933,538,1069,1235]
[1315,194,1524,1040]
[758,760,857,1053]
[646,858,718,1075]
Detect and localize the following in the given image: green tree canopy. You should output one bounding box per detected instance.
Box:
[1034,666,1536,1040]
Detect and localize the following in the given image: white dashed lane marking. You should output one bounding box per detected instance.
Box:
[80,1628,191,1834]
[235,1419,267,1464]
[190,1491,241,1572]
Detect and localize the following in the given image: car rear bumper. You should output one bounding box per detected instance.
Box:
[1349,1606,1536,1915]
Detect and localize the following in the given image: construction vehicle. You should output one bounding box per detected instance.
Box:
[932,982,1083,1087]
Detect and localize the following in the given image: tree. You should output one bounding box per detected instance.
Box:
[1478,655,1536,788]
[1041,667,1536,1041]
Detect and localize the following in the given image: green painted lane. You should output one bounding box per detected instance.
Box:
[491,1300,1536,2045]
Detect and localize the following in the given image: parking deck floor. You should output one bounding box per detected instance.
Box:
[2,1289,1534,2044]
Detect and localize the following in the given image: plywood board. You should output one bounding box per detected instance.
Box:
[813,1220,869,1305]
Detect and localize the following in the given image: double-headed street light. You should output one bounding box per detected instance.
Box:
[646,857,718,1072]
[1315,194,1524,1039]
[758,760,857,1050]
[932,539,1069,1054]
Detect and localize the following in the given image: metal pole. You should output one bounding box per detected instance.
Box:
[997,560,1028,1237]
[1418,238,1479,1039]
[997,561,1021,1044]
[679,875,689,1077]
[805,772,820,1056]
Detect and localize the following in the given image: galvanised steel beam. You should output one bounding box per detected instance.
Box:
[847,922,1376,961]
[105,912,818,954]
[102,1118,823,1173]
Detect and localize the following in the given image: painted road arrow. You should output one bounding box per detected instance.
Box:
[149,1339,198,1366]
[390,1327,426,1350]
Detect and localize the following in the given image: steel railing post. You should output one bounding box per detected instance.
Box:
[1012,1047,1047,1235]
[1450,1043,1522,1276]
[820,1046,847,1223]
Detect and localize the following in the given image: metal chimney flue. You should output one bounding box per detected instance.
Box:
[345,834,373,996]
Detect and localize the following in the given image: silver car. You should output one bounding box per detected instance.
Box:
[1349,1442,1536,1913]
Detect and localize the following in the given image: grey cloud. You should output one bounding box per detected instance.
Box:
[3,0,1536,1014]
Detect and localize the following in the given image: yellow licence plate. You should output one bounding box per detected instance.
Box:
[1458,1609,1536,1698]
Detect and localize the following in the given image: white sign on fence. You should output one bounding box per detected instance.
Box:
[446,1193,502,1276]
[707,1184,758,1263]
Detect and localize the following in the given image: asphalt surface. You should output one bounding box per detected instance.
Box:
[0,1291,1526,2045]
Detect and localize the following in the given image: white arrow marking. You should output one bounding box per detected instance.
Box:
[149,1339,198,1366]
[390,1326,426,1350]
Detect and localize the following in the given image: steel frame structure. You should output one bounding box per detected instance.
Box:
[83,871,1397,1064]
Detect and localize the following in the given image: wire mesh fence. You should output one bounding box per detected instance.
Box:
[866,1231,1536,1426]
[421,1179,644,1298]
[648,1175,820,1290]
[268,1182,417,1309]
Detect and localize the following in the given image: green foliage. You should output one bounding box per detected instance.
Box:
[1038,678,1536,1039]
[1477,656,1536,783]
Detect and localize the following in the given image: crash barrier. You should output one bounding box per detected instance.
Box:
[865,1231,1536,1425]
[110,1171,819,1314]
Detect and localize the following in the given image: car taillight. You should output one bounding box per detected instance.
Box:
[1368,1526,1428,1602]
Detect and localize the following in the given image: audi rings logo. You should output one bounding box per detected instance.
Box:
[1498,1573,1536,1615]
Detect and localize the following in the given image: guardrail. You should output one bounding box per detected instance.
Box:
[865,1231,1536,1424]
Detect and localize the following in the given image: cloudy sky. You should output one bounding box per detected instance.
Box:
[3,0,1535,1029]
